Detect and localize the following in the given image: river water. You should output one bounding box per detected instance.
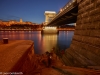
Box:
[0,31,74,54]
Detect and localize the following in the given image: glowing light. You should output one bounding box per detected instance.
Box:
[60,8,62,12]
[44,27,57,30]
[73,0,75,2]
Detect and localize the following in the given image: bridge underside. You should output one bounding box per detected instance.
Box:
[48,5,78,26]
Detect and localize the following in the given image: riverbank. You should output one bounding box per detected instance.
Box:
[0,29,42,31]
[0,28,75,31]
[0,40,100,75]
[0,40,34,73]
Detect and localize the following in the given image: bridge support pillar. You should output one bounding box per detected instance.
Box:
[62,0,100,67]
[41,26,58,34]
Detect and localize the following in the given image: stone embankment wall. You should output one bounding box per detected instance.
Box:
[62,0,100,67]
[10,41,35,73]
[20,44,35,74]
[0,40,37,74]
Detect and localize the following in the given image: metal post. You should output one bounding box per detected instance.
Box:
[3,38,8,44]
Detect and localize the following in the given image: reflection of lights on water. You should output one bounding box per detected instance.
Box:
[66,31,68,35]
[29,31,31,32]
[42,34,57,53]
[13,31,15,32]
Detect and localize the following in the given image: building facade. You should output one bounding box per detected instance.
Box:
[0,19,34,26]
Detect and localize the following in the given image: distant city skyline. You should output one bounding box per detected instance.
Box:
[0,0,69,24]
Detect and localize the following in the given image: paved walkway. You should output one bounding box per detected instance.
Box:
[0,40,33,72]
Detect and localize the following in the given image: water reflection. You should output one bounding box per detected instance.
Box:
[57,31,74,50]
[41,34,57,53]
[0,31,74,54]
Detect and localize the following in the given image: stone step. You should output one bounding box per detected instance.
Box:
[53,66,100,75]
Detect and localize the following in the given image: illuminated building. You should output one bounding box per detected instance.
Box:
[0,18,35,26]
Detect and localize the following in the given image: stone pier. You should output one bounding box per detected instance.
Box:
[0,40,34,74]
[62,0,100,67]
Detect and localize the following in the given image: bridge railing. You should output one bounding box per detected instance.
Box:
[58,0,76,13]
[48,0,77,25]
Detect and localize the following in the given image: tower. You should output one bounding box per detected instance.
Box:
[44,11,56,25]
[20,18,23,23]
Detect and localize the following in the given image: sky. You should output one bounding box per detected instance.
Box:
[0,0,70,24]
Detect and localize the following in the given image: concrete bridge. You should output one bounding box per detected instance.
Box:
[47,0,100,68]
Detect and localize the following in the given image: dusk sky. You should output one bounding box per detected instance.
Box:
[0,0,69,24]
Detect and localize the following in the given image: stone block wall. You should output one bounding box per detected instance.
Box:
[63,0,100,67]
[9,42,35,73]
[20,45,35,74]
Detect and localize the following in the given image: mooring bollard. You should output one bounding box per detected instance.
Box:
[3,38,8,44]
